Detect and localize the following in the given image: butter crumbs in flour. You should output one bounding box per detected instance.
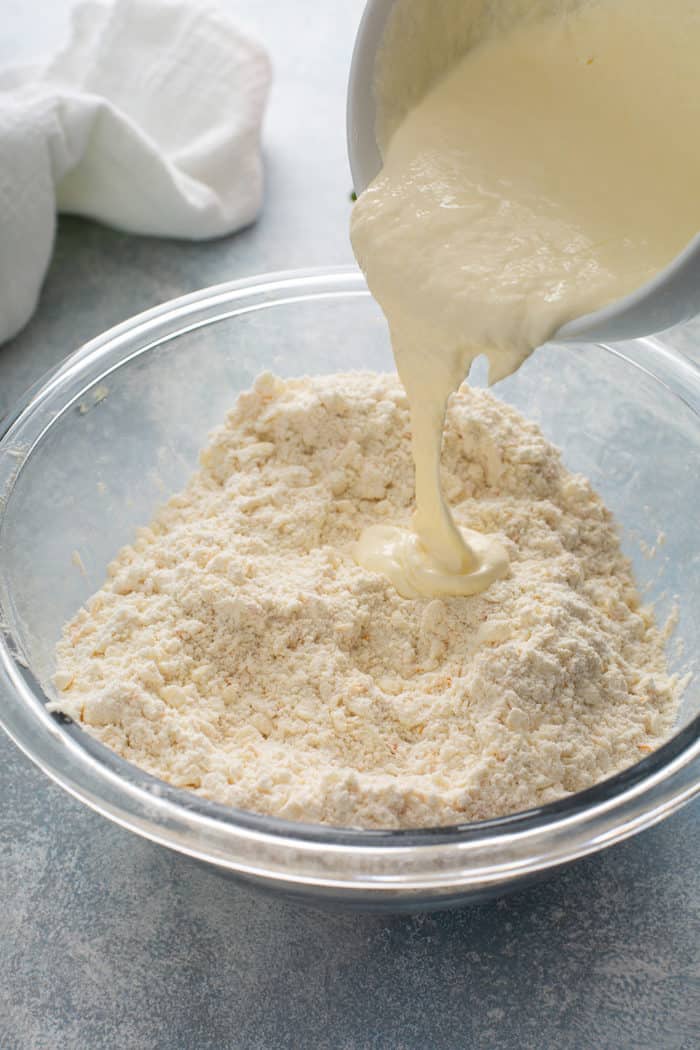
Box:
[51,372,681,828]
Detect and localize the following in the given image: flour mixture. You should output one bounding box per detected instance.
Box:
[51,372,680,828]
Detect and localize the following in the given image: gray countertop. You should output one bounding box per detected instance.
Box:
[1,4,698,1048]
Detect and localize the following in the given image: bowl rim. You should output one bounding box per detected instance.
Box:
[1,266,699,895]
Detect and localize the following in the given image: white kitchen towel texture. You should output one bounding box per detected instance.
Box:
[0,0,271,344]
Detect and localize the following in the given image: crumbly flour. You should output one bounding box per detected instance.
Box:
[51,372,680,828]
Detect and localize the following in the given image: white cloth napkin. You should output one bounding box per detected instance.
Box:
[0,0,271,344]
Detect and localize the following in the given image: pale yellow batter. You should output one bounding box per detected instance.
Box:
[351,0,700,597]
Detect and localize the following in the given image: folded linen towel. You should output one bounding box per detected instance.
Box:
[0,0,271,344]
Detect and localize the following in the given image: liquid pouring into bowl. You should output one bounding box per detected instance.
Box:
[346,0,700,599]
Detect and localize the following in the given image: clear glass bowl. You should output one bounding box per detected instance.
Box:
[1,268,698,911]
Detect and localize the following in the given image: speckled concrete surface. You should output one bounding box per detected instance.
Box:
[1,3,699,1048]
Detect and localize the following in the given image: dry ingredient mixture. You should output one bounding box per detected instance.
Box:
[51,372,680,828]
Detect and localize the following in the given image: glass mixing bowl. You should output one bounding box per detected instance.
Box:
[1,268,698,911]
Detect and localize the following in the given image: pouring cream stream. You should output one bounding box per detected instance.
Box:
[351,0,700,598]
